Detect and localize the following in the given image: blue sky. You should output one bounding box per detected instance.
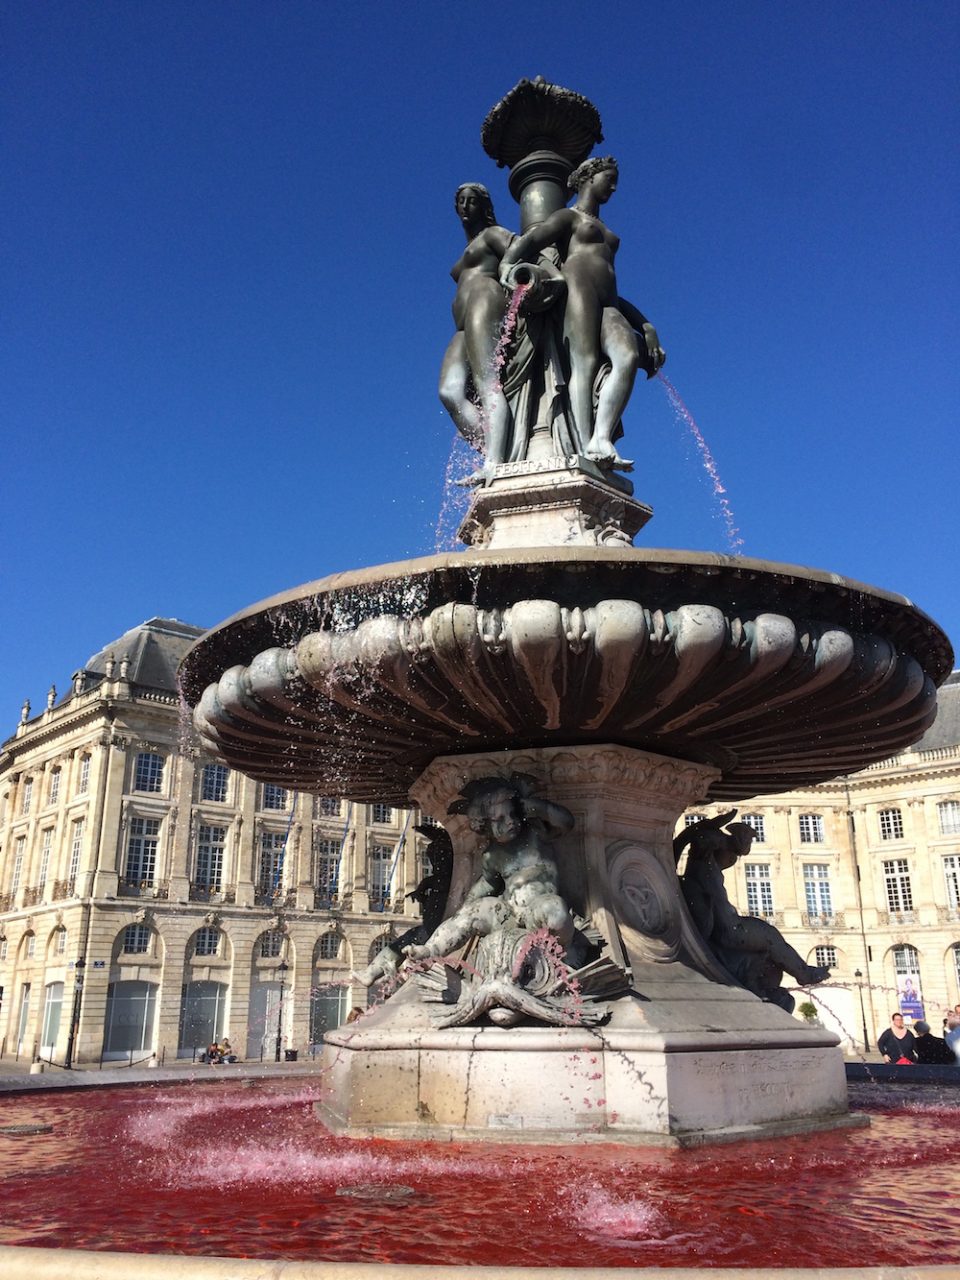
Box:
[3,1,957,725]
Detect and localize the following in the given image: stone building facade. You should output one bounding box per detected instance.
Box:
[1,616,958,1064]
[679,672,960,1051]
[0,619,435,1066]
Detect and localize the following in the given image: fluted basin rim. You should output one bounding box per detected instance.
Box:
[180,545,952,700]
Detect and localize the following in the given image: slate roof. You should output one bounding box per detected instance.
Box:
[81,618,205,696]
[915,671,960,752]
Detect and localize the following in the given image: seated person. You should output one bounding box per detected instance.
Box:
[912,1020,956,1065]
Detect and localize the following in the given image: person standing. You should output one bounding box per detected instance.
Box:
[877,1011,917,1063]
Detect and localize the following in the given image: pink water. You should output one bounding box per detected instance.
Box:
[658,374,744,556]
[1,1081,959,1267]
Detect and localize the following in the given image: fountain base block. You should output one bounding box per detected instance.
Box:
[319,990,862,1147]
[320,744,863,1146]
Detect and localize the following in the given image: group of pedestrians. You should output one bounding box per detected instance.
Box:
[200,1038,237,1064]
[878,1007,960,1065]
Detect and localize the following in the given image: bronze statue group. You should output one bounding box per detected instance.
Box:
[440,160,666,488]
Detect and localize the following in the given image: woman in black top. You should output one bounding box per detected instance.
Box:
[877,1011,917,1063]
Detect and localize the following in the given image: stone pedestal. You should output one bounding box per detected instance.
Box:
[320,745,861,1146]
[458,457,653,549]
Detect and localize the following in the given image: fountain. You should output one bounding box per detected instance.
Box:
[177,77,951,1150]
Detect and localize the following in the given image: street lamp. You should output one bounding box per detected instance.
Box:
[854,968,870,1052]
[64,956,86,1070]
[275,959,289,1062]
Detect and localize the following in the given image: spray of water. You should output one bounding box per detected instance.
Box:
[658,372,744,556]
[434,283,530,553]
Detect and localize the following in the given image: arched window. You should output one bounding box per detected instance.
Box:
[368,933,392,963]
[258,930,283,959]
[892,944,923,1014]
[178,980,228,1057]
[193,926,221,957]
[318,931,341,960]
[122,923,152,954]
[102,981,158,1058]
[41,982,64,1053]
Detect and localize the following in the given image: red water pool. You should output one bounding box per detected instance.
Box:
[1,1080,959,1268]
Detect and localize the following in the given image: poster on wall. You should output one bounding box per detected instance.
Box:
[897,975,924,1021]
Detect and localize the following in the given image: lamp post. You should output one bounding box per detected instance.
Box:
[854,968,870,1052]
[274,959,289,1062]
[64,956,86,1070]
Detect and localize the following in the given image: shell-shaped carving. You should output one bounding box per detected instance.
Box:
[183,551,950,805]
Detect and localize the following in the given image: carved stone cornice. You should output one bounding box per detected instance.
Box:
[412,744,717,818]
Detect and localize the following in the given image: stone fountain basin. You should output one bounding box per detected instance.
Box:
[180,546,952,804]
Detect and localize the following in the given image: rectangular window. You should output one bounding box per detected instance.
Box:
[938,800,960,836]
[257,832,287,897]
[879,808,904,841]
[11,838,25,893]
[77,755,90,795]
[38,829,53,889]
[125,817,160,886]
[684,814,705,828]
[0,939,7,961]
[262,785,287,811]
[26,934,35,958]
[201,763,229,803]
[368,842,393,905]
[815,945,837,968]
[195,825,225,891]
[315,796,341,818]
[313,836,340,901]
[741,813,766,842]
[134,753,164,794]
[883,858,913,913]
[48,769,61,805]
[69,819,84,879]
[20,779,33,815]
[55,929,67,956]
[803,863,833,916]
[944,856,960,912]
[745,863,774,917]
[799,813,825,844]
[371,804,394,825]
